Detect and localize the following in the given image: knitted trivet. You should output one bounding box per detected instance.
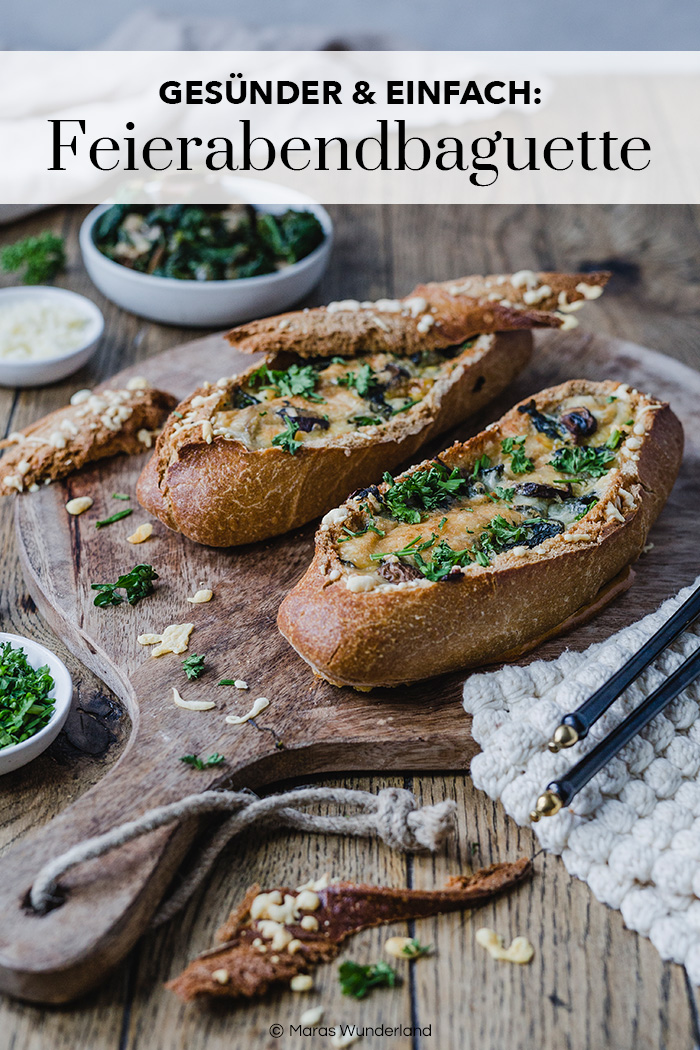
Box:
[463,576,700,983]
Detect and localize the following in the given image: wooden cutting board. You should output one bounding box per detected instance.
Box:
[0,328,698,1005]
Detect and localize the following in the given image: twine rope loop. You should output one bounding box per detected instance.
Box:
[29,786,457,923]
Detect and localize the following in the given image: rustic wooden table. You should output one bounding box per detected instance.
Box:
[1,204,699,1050]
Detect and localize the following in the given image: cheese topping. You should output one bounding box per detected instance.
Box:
[0,298,91,362]
[328,386,650,591]
[172,338,490,455]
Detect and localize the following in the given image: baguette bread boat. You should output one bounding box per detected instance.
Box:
[277,379,683,689]
[136,270,608,547]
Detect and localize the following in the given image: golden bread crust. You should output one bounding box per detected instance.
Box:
[277,380,683,689]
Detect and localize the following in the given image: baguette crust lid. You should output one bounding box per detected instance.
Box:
[225,271,610,360]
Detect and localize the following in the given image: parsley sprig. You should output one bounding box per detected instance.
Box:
[91,563,158,607]
[0,642,56,750]
[0,231,66,285]
[370,533,437,561]
[180,752,225,770]
[249,363,324,402]
[501,436,534,475]
[336,362,381,399]
[549,445,616,479]
[95,508,133,529]
[271,415,301,454]
[339,960,398,999]
[182,654,205,680]
[402,938,433,959]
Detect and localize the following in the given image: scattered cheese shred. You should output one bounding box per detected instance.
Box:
[187,588,213,604]
[225,696,270,725]
[127,522,153,544]
[138,622,194,657]
[172,687,215,711]
[65,496,93,516]
[475,927,534,964]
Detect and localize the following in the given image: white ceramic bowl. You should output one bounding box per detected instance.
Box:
[0,286,104,388]
[0,632,73,776]
[79,185,334,328]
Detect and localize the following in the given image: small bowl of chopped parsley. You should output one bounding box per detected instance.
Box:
[80,185,332,327]
[0,633,73,775]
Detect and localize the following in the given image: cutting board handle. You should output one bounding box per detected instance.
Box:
[0,712,280,1004]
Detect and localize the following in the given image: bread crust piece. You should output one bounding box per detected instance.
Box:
[225,270,609,359]
[167,860,532,1002]
[277,380,684,689]
[0,382,176,495]
[137,330,532,546]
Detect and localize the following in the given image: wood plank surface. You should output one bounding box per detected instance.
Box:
[1,204,699,1048]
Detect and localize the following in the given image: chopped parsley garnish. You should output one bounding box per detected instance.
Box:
[402,938,433,958]
[501,436,534,475]
[336,362,381,398]
[95,508,133,528]
[112,492,130,501]
[349,414,383,427]
[339,960,398,999]
[370,533,437,561]
[471,454,491,479]
[491,485,515,502]
[341,520,386,542]
[271,415,301,454]
[91,563,158,607]
[179,752,225,770]
[478,515,529,559]
[606,395,618,403]
[182,654,205,680]
[382,463,467,524]
[549,445,616,479]
[249,363,323,402]
[392,398,420,414]
[414,539,473,580]
[0,642,56,750]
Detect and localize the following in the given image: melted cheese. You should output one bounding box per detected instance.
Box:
[209,341,483,451]
[335,390,644,587]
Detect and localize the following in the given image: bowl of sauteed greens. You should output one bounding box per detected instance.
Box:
[79,183,332,327]
[0,633,72,775]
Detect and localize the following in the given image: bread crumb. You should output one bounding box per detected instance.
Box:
[476,927,534,964]
[126,376,150,390]
[211,969,229,985]
[172,687,215,712]
[65,496,93,516]
[127,522,153,544]
[187,588,213,604]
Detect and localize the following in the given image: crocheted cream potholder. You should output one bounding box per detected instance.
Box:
[463,577,700,984]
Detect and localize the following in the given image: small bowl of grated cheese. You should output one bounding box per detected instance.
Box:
[0,286,104,388]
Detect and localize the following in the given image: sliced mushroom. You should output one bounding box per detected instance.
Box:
[377,560,424,584]
[559,406,598,442]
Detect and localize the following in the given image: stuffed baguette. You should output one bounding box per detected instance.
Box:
[277,380,683,689]
[137,270,608,547]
